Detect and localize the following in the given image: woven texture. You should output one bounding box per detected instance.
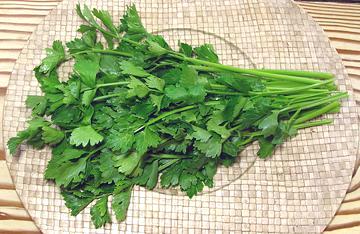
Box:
[3,0,359,233]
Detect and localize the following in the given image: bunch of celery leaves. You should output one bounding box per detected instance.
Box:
[8,5,346,228]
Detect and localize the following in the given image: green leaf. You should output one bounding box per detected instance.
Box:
[82,30,97,47]
[135,127,161,155]
[180,109,197,123]
[164,85,187,101]
[112,187,132,221]
[160,163,181,188]
[57,85,77,105]
[100,55,121,77]
[119,5,146,35]
[76,4,116,48]
[161,68,181,85]
[237,97,272,129]
[120,61,149,77]
[7,117,49,155]
[81,106,94,125]
[223,141,239,157]
[52,157,88,187]
[194,134,222,158]
[45,148,86,176]
[77,24,95,34]
[34,67,61,93]
[114,151,142,175]
[194,44,219,63]
[25,95,47,116]
[51,105,82,127]
[7,136,24,155]
[82,89,97,106]
[74,54,100,88]
[216,72,263,93]
[90,196,111,228]
[146,35,170,55]
[204,160,217,178]
[179,42,192,57]
[70,125,104,147]
[44,93,64,114]
[67,26,96,53]
[271,122,297,145]
[179,64,198,87]
[190,125,212,142]
[76,4,99,27]
[145,76,165,91]
[61,190,94,216]
[127,76,149,98]
[149,94,163,112]
[41,126,64,144]
[137,160,159,189]
[164,64,206,104]
[38,40,65,73]
[92,9,117,34]
[144,160,159,189]
[257,137,275,158]
[67,78,81,99]
[223,96,247,122]
[179,173,197,191]
[146,40,167,56]
[106,130,135,154]
[66,38,89,54]
[258,111,279,137]
[206,115,231,139]
[186,85,206,104]
[131,101,155,119]
[96,150,124,184]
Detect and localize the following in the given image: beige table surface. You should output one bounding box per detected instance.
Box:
[0,1,359,233]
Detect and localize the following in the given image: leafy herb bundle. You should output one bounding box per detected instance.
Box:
[8,4,346,228]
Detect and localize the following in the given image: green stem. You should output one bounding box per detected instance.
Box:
[294,119,333,129]
[158,159,180,171]
[68,49,132,60]
[288,108,302,126]
[169,52,322,85]
[257,69,333,80]
[93,93,123,102]
[121,37,142,47]
[288,92,332,105]
[237,131,263,146]
[134,101,221,133]
[147,62,177,72]
[266,88,330,93]
[288,92,331,100]
[237,118,333,146]
[294,102,340,124]
[281,92,347,113]
[192,66,334,80]
[150,153,191,159]
[92,49,132,57]
[207,83,228,90]
[190,65,221,72]
[96,81,129,88]
[134,105,197,133]
[94,25,119,39]
[255,80,333,95]
[206,90,241,96]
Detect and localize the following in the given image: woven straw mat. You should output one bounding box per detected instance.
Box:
[3,0,359,233]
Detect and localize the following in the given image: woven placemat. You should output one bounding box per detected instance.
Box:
[3,0,359,233]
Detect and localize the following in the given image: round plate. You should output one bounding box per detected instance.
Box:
[3,0,359,233]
